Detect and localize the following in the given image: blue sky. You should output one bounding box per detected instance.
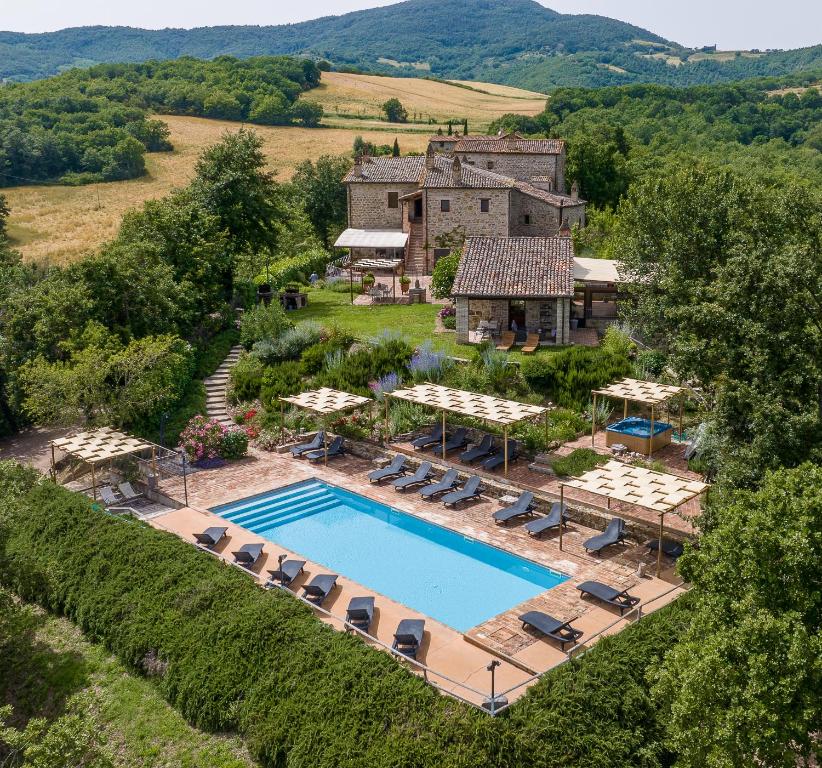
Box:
[2,0,819,50]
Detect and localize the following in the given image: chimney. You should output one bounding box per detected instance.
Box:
[529,177,554,193]
[570,180,579,202]
[558,218,572,238]
[353,154,362,177]
[425,144,435,171]
[497,128,504,137]
[452,155,462,186]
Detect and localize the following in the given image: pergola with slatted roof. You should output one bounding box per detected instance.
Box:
[591,378,688,456]
[562,459,709,575]
[280,388,372,464]
[387,383,551,476]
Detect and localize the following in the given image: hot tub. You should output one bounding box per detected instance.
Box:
[606,417,672,454]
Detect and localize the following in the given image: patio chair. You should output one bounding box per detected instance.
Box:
[583,517,627,555]
[232,543,264,568]
[524,502,570,537]
[496,331,515,352]
[265,559,306,587]
[193,526,228,549]
[442,475,482,507]
[305,436,345,462]
[290,431,325,457]
[519,611,583,650]
[493,491,535,524]
[482,440,518,472]
[118,481,142,501]
[345,596,376,633]
[419,469,460,499]
[439,427,469,453]
[392,618,425,658]
[460,434,494,464]
[392,461,433,490]
[411,423,444,450]
[368,455,408,484]
[98,486,121,506]
[647,538,685,559]
[302,574,338,605]
[521,333,540,354]
[576,581,640,616]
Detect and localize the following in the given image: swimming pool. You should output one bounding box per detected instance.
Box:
[211,480,567,632]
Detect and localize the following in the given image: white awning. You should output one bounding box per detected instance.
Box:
[334,229,409,249]
[573,257,622,284]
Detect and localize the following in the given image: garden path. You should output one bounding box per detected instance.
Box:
[204,345,242,427]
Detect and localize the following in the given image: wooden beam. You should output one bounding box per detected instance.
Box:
[558,484,564,551]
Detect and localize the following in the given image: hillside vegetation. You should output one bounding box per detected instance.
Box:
[2,0,821,90]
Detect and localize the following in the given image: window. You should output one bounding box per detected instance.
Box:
[487,161,494,170]
[387,192,398,209]
[523,214,531,226]
[480,198,490,213]
[441,199,450,212]
[433,248,451,262]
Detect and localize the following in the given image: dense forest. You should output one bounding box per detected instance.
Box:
[0,56,322,186]
[1,0,821,89]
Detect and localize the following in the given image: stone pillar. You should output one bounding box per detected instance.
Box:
[456,297,470,344]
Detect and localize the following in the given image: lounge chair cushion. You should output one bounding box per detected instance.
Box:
[233,543,264,565]
[194,526,228,547]
[266,559,306,586]
[583,517,626,553]
[493,491,535,523]
[392,618,425,657]
[392,462,432,489]
[576,580,640,614]
[368,455,407,483]
[291,431,325,456]
[519,611,583,649]
[442,476,482,507]
[524,502,568,536]
[302,574,338,604]
[305,436,344,462]
[419,469,459,498]
[346,596,376,630]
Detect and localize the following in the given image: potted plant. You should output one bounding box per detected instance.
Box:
[399,274,411,294]
[362,272,375,293]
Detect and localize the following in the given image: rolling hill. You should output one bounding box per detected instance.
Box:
[3,0,821,89]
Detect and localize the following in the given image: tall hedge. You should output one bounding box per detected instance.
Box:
[0,461,690,767]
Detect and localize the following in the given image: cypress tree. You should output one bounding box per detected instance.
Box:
[463,117,469,135]
[392,138,400,157]
[447,121,452,136]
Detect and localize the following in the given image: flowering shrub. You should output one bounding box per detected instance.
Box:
[331,414,369,440]
[242,408,258,422]
[220,429,249,460]
[179,415,249,463]
[369,372,401,399]
[409,341,447,382]
[438,305,455,319]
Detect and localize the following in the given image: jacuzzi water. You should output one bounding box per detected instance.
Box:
[606,416,673,438]
[211,479,567,632]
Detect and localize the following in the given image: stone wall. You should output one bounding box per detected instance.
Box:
[460,152,558,184]
[424,187,509,256]
[347,182,418,230]
[455,297,510,343]
[508,189,562,236]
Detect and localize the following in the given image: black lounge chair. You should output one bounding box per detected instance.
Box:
[302,574,338,605]
[524,502,570,537]
[583,517,627,555]
[305,436,345,462]
[647,538,685,558]
[442,476,482,507]
[193,526,228,548]
[369,455,408,484]
[420,469,460,499]
[482,440,519,472]
[411,423,444,450]
[232,542,264,568]
[493,492,535,524]
[266,559,306,586]
[345,596,376,633]
[290,431,325,457]
[392,618,425,658]
[460,435,495,464]
[438,427,469,454]
[519,611,583,650]
[392,461,433,490]
[576,580,640,616]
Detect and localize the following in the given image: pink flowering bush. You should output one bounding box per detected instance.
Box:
[180,415,248,463]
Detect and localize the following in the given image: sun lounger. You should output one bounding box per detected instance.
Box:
[302,574,338,605]
[460,435,494,464]
[647,538,685,558]
[482,440,518,471]
[232,543,264,568]
[290,431,326,457]
[493,491,535,524]
[583,517,626,555]
[519,611,583,650]
[524,502,569,536]
[345,596,376,633]
[411,423,444,450]
[521,333,540,354]
[392,461,433,490]
[118,481,142,500]
[305,435,344,462]
[420,469,460,499]
[369,455,408,484]
[193,526,228,548]
[576,580,640,615]
[266,559,306,586]
[392,618,425,658]
[440,427,469,453]
[98,486,121,506]
[496,331,515,352]
[442,476,482,507]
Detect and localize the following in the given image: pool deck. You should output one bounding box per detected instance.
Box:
[153,449,686,708]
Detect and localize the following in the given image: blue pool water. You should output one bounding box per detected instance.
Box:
[607,416,673,438]
[211,480,567,632]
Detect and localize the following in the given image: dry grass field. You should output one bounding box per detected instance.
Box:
[4,116,429,265]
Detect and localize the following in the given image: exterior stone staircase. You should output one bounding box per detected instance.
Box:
[204,345,242,426]
[406,224,427,275]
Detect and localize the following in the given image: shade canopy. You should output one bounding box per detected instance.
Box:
[593,378,685,406]
[352,258,404,272]
[51,427,152,464]
[388,383,549,426]
[564,460,708,514]
[573,257,621,284]
[334,229,409,249]
[280,387,371,416]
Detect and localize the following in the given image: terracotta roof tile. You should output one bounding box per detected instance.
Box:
[452,237,575,298]
[342,155,425,184]
[422,156,514,188]
[514,180,585,207]
[453,135,564,154]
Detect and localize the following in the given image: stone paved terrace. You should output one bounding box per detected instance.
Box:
[153,446,686,706]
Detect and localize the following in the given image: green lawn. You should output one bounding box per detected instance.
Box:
[4,607,258,768]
